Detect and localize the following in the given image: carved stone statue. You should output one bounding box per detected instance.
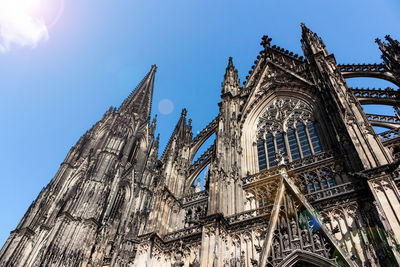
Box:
[273,238,281,258]
[290,218,298,238]
[282,232,289,250]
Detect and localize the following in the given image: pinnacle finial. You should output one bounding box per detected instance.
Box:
[228,57,233,67]
[300,22,313,36]
[300,24,328,56]
[300,23,312,34]
[222,57,240,93]
[150,114,157,134]
[261,35,272,48]
[152,114,158,123]
[181,108,187,117]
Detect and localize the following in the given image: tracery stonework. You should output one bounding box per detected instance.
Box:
[256,97,313,136]
[1,24,400,267]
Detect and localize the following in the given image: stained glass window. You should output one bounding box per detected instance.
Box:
[256,97,324,171]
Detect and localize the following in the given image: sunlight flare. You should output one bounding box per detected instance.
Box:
[0,0,50,52]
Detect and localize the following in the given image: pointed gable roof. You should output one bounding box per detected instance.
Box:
[243,34,307,90]
[161,109,192,161]
[240,28,317,117]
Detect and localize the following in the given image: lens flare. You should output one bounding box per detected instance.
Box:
[46,0,64,30]
[0,0,63,52]
[158,99,174,115]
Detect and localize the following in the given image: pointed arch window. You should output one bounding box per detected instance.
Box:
[256,97,323,171]
[266,133,276,168]
[307,121,322,153]
[287,128,300,161]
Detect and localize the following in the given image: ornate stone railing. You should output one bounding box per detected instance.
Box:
[242,152,335,186]
[226,205,273,224]
[339,64,386,73]
[350,87,399,104]
[367,113,400,124]
[306,182,360,202]
[242,168,281,185]
[288,151,334,169]
[379,128,400,140]
[163,225,202,242]
[181,190,208,205]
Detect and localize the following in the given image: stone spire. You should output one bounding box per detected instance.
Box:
[222,57,240,95]
[300,23,328,57]
[159,109,193,197]
[118,65,157,122]
[376,35,400,81]
[161,109,192,161]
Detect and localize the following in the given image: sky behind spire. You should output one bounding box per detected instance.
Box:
[0,0,399,245]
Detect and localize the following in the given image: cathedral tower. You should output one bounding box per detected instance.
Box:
[2,25,400,267]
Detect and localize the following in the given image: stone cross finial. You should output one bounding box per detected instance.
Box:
[276,150,287,166]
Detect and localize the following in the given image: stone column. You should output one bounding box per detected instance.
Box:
[368,176,400,244]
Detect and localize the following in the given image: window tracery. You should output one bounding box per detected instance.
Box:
[299,167,338,198]
[256,97,323,170]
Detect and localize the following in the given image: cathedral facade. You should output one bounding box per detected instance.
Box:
[1,24,400,267]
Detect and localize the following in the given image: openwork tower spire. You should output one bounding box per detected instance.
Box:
[119,64,157,122]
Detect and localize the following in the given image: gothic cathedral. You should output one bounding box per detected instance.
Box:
[1,24,400,267]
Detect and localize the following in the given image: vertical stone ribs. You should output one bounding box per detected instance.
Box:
[0,65,159,267]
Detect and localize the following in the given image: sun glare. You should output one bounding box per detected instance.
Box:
[0,0,63,52]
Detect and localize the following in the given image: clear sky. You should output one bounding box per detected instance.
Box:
[0,0,399,245]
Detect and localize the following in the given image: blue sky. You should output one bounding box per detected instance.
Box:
[0,0,399,245]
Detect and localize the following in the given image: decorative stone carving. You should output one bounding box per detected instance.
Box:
[2,27,400,267]
[257,97,313,137]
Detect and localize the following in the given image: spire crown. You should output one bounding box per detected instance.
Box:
[300,23,328,57]
[118,65,157,122]
[181,108,187,117]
